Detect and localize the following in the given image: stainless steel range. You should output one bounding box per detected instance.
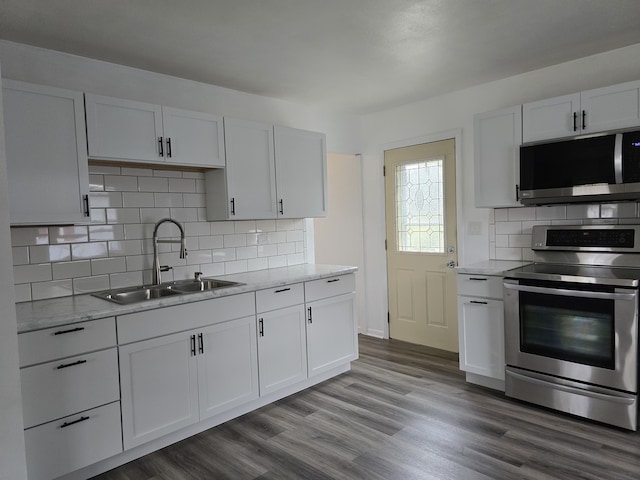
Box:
[504,225,639,430]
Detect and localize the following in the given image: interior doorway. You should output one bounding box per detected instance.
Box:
[384,139,458,351]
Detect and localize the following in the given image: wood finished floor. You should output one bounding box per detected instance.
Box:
[94,335,640,480]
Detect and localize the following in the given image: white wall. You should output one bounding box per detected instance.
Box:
[0,63,28,480]
[314,153,366,332]
[359,43,640,338]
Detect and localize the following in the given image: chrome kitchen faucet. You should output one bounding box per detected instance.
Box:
[152,218,187,285]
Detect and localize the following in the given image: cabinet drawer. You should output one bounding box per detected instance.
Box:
[18,317,116,367]
[24,401,123,480]
[117,292,255,344]
[457,274,503,299]
[256,283,304,313]
[21,347,120,429]
[305,273,355,302]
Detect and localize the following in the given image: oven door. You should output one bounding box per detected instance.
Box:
[504,278,638,393]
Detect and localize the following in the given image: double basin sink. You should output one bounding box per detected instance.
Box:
[93,278,243,305]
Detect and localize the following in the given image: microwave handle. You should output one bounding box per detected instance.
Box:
[614,133,623,184]
[504,282,636,301]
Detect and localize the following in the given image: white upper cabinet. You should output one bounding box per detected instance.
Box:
[522,93,580,143]
[474,106,522,208]
[523,80,640,143]
[85,94,224,167]
[2,80,90,225]
[274,126,327,218]
[205,119,327,220]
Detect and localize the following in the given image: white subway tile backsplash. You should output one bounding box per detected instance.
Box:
[32,279,73,300]
[495,222,522,235]
[105,175,138,192]
[11,168,307,300]
[139,176,169,192]
[72,275,110,294]
[601,203,637,218]
[495,247,523,261]
[494,209,508,222]
[169,178,196,193]
[536,205,566,220]
[30,245,71,263]
[122,192,155,208]
[14,284,32,302]
[11,227,49,246]
[88,164,121,175]
[495,235,509,248]
[14,264,52,284]
[507,207,536,221]
[50,226,89,244]
[567,204,600,219]
[12,247,29,265]
[509,234,532,248]
[52,260,91,280]
[91,257,127,275]
[106,208,141,224]
[224,234,247,248]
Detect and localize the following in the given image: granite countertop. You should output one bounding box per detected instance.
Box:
[456,260,531,276]
[16,264,357,333]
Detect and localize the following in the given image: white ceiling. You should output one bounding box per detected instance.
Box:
[1,0,640,114]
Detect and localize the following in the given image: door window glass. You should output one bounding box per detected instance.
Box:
[395,158,444,253]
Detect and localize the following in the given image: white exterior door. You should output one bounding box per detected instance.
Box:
[161,107,225,167]
[85,93,164,162]
[119,332,199,449]
[384,139,458,351]
[197,316,259,420]
[257,305,308,395]
[274,126,327,218]
[224,117,277,219]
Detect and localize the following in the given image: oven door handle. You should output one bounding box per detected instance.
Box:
[504,283,637,300]
[506,369,636,405]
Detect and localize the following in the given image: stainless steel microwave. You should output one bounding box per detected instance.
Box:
[519,130,640,205]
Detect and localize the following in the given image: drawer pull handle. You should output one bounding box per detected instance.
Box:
[190,335,196,356]
[198,333,204,354]
[307,307,313,324]
[259,318,264,337]
[327,278,340,283]
[468,277,487,281]
[470,300,488,305]
[275,288,291,293]
[60,416,90,429]
[53,326,85,336]
[56,359,87,370]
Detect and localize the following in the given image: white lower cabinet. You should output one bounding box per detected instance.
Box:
[119,314,258,449]
[305,274,358,377]
[24,402,122,480]
[457,274,505,383]
[119,330,199,449]
[257,305,308,395]
[18,317,121,480]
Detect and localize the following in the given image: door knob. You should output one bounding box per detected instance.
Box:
[446,260,456,269]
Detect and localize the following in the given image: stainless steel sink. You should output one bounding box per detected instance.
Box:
[167,279,243,293]
[93,278,244,304]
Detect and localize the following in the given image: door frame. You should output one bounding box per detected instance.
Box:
[379,129,463,339]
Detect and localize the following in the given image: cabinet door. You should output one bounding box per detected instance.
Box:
[522,93,581,143]
[85,93,164,162]
[306,293,358,377]
[3,80,89,225]
[162,107,225,167]
[274,126,327,218]
[119,332,198,449]
[581,80,640,133]
[457,296,505,380]
[224,117,278,219]
[474,106,522,208]
[257,305,307,396]
[197,316,259,420]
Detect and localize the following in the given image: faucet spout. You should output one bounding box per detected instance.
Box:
[152,218,187,285]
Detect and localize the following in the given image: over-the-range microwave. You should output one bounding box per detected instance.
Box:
[519,130,640,205]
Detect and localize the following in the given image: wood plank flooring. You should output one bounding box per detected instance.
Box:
[94,335,640,480]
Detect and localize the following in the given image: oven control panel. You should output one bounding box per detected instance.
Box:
[546,229,634,248]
